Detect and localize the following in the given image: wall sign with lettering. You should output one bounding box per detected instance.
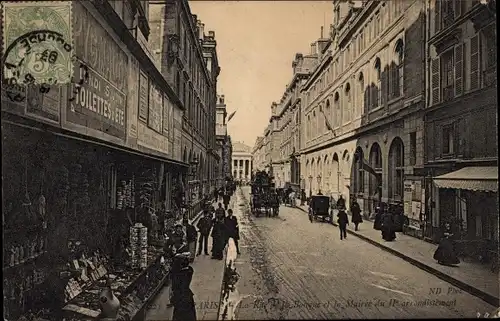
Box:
[148,84,162,133]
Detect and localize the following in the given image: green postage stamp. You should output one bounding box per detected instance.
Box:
[2,1,73,86]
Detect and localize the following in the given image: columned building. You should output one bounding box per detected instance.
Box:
[424,0,497,242]
[300,0,426,221]
[232,141,253,182]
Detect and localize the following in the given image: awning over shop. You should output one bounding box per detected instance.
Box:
[434,166,498,192]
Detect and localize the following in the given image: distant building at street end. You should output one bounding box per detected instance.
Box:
[232,141,253,182]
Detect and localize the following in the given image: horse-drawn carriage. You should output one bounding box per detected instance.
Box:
[308,195,333,223]
[250,171,279,217]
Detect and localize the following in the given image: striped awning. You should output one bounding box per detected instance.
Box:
[434,166,498,192]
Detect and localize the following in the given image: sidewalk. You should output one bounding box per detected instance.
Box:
[294,202,499,307]
[145,196,237,320]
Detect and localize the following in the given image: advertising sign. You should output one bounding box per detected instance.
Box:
[66,2,128,140]
[127,56,140,140]
[148,84,162,133]
[67,62,126,139]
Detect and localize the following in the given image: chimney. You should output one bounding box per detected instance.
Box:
[320,26,324,38]
[221,94,225,103]
[208,31,215,38]
[310,42,317,55]
[199,23,205,40]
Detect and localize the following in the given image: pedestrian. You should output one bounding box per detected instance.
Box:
[336,195,346,210]
[223,193,231,210]
[196,210,213,256]
[224,209,241,254]
[351,200,363,231]
[373,205,383,230]
[171,253,196,321]
[337,209,349,240]
[215,202,226,220]
[165,224,187,308]
[300,189,306,206]
[213,188,219,202]
[183,217,197,263]
[433,222,460,266]
[211,216,226,260]
[381,209,396,241]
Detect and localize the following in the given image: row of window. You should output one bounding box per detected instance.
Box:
[432,24,496,106]
[306,1,406,107]
[305,42,404,142]
[305,137,405,199]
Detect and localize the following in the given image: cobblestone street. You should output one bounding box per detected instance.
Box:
[229,187,495,319]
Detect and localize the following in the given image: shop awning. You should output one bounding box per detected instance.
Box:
[434,166,498,192]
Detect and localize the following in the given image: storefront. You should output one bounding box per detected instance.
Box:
[2,118,184,321]
[432,166,498,258]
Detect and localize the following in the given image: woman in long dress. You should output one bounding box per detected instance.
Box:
[433,223,460,265]
[171,253,197,321]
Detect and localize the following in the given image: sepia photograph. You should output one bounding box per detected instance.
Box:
[1,0,498,320]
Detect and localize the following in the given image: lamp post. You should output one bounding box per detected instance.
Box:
[308,175,313,199]
[317,174,322,194]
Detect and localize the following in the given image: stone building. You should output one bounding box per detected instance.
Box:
[232,141,253,183]
[300,0,426,222]
[252,136,265,172]
[215,94,233,186]
[161,0,221,216]
[424,0,497,242]
[267,52,318,189]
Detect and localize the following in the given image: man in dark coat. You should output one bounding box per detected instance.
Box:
[196,211,213,256]
[351,200,363,231]
[215,203,226,220]
[223,193,231,210]
[224,209,240,254]
[336,195,346,210]
[381,210,396,241]
[213,189,219,202]
[373,206,383,230]
[183,217,198,263]
[337,209,349,240]
[211,216,226,260]
[171,253,196,321]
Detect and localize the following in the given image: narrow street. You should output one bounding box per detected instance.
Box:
[229,186,494,320]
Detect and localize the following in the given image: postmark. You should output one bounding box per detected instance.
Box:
[2,1,73,86]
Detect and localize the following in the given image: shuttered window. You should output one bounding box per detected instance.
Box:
[431,58,440,105]
[454,44,464,96]
[470,35,480,90]
[441,49,454,101]
[435,0,441,33]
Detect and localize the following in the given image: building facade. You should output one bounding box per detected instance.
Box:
[300,0,426,227]
[161,0,221,217]
[232,142,253,182]
[215,94,233,186]
[268,52,318,189]
[424,0,497,243]
[252,136,265,171]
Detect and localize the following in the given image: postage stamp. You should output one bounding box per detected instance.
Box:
[2,1,73,86]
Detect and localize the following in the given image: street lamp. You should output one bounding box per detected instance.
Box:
[308,175,313,199]
[317,174,322,194]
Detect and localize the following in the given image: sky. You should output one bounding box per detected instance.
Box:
[189,1,333,148]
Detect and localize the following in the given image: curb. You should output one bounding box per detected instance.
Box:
[295,206,498,307]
